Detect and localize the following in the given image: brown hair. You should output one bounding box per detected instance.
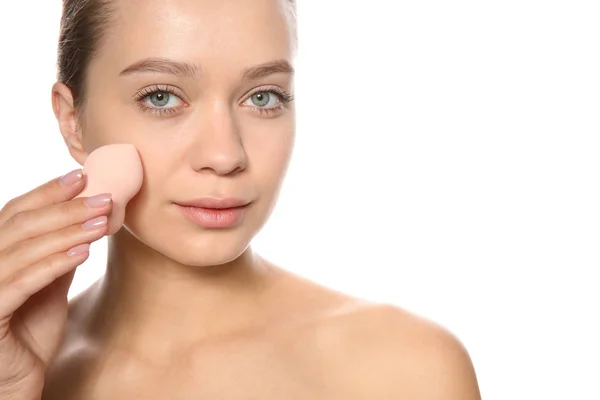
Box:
[56,0,297,130]
[56,0,115,129]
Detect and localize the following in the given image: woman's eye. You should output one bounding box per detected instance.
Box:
[140,91,184,110]
[243,91,281,108]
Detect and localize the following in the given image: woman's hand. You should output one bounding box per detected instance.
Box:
[0,169,112,400]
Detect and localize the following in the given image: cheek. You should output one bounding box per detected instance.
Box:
[247,126,294,172]
[122,149,176,215]
[254,145,293,193]
[84,91,135,143]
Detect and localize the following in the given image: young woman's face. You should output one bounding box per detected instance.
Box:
[80,0,296,266]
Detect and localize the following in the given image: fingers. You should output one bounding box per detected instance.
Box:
[0,167,115,321]
[0,168,86,226]
[0,247,91,318]
[0,210,109,282]
[0,194,113,252]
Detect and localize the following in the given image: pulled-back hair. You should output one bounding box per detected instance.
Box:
[56,0,115,129]
[56,0,297,130]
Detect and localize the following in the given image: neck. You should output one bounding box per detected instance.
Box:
[82,228,283,356]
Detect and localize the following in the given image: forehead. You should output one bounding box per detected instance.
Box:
[97,0,294,76]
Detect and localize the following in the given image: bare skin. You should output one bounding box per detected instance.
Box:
[41,267,480,399]
[37,0,481,398]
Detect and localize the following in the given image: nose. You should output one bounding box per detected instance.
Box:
[189,104,247,176]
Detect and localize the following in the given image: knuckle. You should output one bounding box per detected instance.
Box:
[45,254,67,281]
[4,210,27,232]
[0,197,14,212]
[0,198,19,221]
[63,197,86,217]
[4,267,29,298]
[3,240,27,265]
[3,195,21,209]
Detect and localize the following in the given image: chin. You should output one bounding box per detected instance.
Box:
[165,231,255,267]
[119,202,267,268]
[169,242,253,268]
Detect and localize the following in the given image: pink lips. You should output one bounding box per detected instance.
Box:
[174,198,251,228]
[176,197,249,209]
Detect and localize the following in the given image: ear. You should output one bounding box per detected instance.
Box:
[51,82,88,166]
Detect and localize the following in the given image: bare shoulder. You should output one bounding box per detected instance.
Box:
[303,302,482,399]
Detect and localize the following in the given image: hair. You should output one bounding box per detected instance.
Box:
[56,0,297,131]
[56,0,114,131]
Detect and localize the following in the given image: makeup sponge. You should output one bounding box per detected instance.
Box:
[75,143,143,235]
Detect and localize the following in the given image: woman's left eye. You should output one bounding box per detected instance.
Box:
[243,87,294,116]
[241,88,294,116]
[243,91,281,108]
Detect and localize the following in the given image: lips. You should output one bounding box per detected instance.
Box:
[174,198,249,209]
[174,202,250,228]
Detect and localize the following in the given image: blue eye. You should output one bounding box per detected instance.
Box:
[134,84,185,116]
[246,92,276,108]
[242,87,295,117]
[148,92,172,107]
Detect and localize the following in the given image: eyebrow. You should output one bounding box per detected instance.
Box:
[119,58,295,81]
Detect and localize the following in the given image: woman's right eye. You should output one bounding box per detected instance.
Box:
[134,86,187,116]
[148,91,178,106]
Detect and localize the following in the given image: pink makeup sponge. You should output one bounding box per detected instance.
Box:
[75,144,143,235]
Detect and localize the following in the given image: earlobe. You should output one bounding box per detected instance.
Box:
[51,82,88,166]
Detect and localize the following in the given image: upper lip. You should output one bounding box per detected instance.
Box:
[175,197,250,209]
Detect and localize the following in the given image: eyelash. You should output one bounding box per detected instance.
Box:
[133,84,295,117]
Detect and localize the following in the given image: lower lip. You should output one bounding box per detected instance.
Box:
[175,204,249,228]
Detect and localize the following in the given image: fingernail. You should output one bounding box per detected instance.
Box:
[82,216,108,231]
[59,169,83,186]
[85,193,112,208]
[67,243,90,257]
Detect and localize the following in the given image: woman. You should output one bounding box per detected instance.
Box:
[0,0,481,398]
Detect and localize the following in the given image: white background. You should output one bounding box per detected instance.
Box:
[1,1,599,399]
